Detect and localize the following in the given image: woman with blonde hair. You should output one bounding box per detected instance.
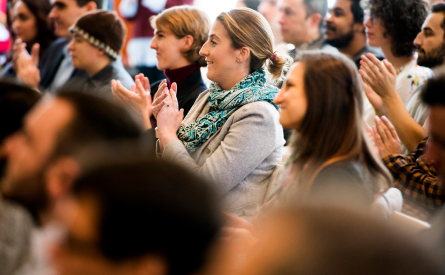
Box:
[154,8,287,218]
[112,5,211,128]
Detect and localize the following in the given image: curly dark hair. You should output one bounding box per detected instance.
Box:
[368,0,428,57]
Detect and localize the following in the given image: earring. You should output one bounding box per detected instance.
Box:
[237,59,240,62]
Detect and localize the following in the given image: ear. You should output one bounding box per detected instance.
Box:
[84,1,98,11]
[353,22,365,33]
[236,46,251,63]
[307,13,322,29]
[181,34,194,51]
[45,157,80,202]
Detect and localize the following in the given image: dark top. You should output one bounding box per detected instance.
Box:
[352,46,385,70]
[308,160,374,209]
[81,60,134,99]
[39,37,89,90]
[149,67,207,127]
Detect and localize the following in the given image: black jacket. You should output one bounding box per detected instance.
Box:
[150,69,207,117]
[39,37,88,90]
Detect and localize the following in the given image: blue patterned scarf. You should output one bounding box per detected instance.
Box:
[177,69,279,153]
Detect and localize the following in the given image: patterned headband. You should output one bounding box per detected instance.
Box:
[69,25,120,59]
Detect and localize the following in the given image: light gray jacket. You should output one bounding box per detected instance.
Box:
[161,90,285,217]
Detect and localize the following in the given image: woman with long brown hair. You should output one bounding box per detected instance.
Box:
[272,52,392,209]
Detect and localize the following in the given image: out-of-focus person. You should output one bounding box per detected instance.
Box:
[364,3,445,221]
[258,0,282,41]
[1,90,142,274]
[118,0,193,83]
[67,10,133,98]
[12,0,101,92]
[236,206,443,275]
[278,0,337,60]
[0,80,40,275]
[362,0,432,128]
[325,0,383,69]
[1,0,55,77]
[236,0,261,10]
[51,158,221,275]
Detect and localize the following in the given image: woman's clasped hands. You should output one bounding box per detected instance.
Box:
[156,82,184,150]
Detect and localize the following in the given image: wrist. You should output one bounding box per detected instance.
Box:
[159,132,179,147]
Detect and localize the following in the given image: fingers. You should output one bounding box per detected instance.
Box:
[375,116,390,142]
[31,43,40,66]
[142,75,150,91]
[153,80,167,101]
[381,116,399,140]
[171,82,177,93]
[366,53,387,73]
[360,56,378,80]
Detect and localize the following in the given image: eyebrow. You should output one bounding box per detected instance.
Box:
[52,1,66,9]
[423,27,434,32]
[332,7,344,13]
[209,34,219,40]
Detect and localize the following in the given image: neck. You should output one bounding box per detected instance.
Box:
[339,33,367,57]
[380,43,414,69]
[219,68,250,91]
[86,57,112,76]
[294,28,321,48]
[168,59,192,71]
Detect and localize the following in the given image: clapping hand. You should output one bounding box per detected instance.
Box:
[371,116,402,158]
[112,73,153,130]
[156,82,184,149]
[13,38,41,89]
[359,53,397,100]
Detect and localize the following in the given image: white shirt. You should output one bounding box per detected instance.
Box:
[363,58,433,127]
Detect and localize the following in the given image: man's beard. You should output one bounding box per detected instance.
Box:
[326,25,355,49]
[1,163,49,224]
[417,43,445,69]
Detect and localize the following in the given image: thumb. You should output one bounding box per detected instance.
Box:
[179,108,184,120]
[171,82,177,93]
[31,43,40,66]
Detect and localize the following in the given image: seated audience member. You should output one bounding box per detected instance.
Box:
[1,0,55,77]
[278,0,337,60]
[153,8,286,218]
[268,52,392,210]
[236,206,442,275]
[0,80,40,275]
[13,0,101,92]
[419,73,445,272]
[361,0,432,128]
[325,0,383,69]
[68,10,133,98]
[1,90,142,274]
[51,158,221,275]
[236,0,261,10]
[112,5,210,128]
[362,3,445,152]
[258,0,282,41]
[372,78,445,221]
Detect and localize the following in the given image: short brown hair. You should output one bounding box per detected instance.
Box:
[72,10,127,60]
[150,6,211,67]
